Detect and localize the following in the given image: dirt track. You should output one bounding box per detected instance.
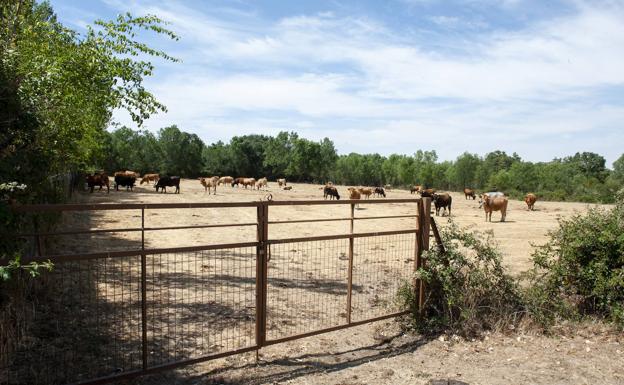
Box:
[68,180,619,385]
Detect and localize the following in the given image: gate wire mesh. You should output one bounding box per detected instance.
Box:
[146,247,256,367]
[2,257,143,385]
[266,239,350,340]
[351,233,416,321]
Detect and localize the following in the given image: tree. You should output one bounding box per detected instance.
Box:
[453,152,480,189]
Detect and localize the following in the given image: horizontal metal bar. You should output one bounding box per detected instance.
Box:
[11,201,262,212]
[266,229,418,245]
[72,345,259,385]
[354,214,418,220]
[19,241,260,263]
[268,217,351,224]
[264,310,410,346]
[267,198,421,206]
[16,222,258,238]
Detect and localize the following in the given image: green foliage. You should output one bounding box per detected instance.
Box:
[0,254,53,281]
[526,190,624,327]
[399,222,524,336]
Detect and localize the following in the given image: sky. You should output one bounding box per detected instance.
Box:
[50,0,624,165]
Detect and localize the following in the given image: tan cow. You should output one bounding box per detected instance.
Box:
[277,178,287,187]
[242,178,256,189]
[524,193,537,211]
[199,176,219,195]
[115,170,140,178]
[140,173,159,185]
[358,187,373,199]
[481,194,508,222]
[256,177,268,190]
[464,188,476,200]
[218,176,233,186]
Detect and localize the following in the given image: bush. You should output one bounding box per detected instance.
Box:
[526,190,624,327]
[398,222,524,336]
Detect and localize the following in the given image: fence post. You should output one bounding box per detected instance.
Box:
[346,203,355,324]
[141,207,148,371]
[255,202,269,352]
[416,198,431,313]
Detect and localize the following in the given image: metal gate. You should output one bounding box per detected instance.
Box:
[2,198,430,385]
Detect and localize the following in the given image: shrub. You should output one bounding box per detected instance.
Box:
[526,189,624,327]
[398,222,524,336]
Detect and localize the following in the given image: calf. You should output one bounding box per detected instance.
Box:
[432,193,452,216]
[114,175,136,191]
[323,186,340,200]
[155,176,180,194]
[86,172,109,193]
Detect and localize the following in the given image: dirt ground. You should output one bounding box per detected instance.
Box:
[64,180,619,385]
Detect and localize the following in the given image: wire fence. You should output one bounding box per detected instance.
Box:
[1,199,430,385]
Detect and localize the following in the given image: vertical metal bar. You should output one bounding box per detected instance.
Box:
[346,203,355,324]
[416,198,431,312]
[34,215,42,256]
[141,207,148,370]
[255,203,268,353]
[414,200,423,313]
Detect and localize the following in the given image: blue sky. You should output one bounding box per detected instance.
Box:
[50,0,624,165]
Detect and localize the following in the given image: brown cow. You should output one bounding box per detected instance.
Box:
[86,172,109,193]
[242,178,256,189]
[464,188,476,200]
[114,170,140,178]
[524,193,537,210]
[481,194,508,222]
[347,187,361,200]
[420,188,436,198]
[410,185,422,194]
[218,176,233,186]
[432,193,452,216]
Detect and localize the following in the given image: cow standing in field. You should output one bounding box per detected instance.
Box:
[155,176,180,193]
[114,175,136,191]
[432,193,452,216]
[420,188,436,198]
[231,177,244,187]
[256,177,268,190]
[358,187,373,199]
[242,178,256,189]
[410,185,421,194]
[277,178,287,187]
[524,193,537,210]
[140,174,159,185]
[219,176,233,186]
[200,176,219,195]
[464,188,476,200]
[323,186,340,200]
[86,172,109,193]
[374,187,386,197]
[481,193,508,222]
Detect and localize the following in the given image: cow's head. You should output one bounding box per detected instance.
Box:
[478,194,490,208]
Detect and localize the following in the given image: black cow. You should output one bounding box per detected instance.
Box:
[86,172,109,193]
[114,175,136,191]
[374,187,386,197]
[432,193,452,216]
[155,176,180,193]
[323,186,340,200]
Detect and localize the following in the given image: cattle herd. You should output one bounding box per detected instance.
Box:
[85,171,538,222]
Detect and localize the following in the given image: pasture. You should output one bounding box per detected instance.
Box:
[78,178,600,275]
[7,179,612,385]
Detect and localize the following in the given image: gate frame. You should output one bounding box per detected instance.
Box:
[8,197,431,385]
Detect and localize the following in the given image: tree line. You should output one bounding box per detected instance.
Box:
[104,126,624,203]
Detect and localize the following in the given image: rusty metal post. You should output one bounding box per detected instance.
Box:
[416,198,431,312]
[346,203,355,324]
[141,207,148,370]
[255,203,269,357]
[414,200,423,313]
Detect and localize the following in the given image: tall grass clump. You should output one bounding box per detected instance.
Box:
[398,222,524,337]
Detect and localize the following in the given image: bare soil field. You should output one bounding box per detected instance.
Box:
[22,180,620,385]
